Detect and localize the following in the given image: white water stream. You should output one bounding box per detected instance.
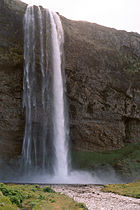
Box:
[22,5,69,178]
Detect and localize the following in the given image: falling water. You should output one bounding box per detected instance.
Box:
[22,5,69,177]
[0,4,123,185]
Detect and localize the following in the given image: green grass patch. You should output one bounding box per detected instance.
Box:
[102,180,140,198]
[0,183,88,209]
[72,143,140,169]
[0,191,18,210]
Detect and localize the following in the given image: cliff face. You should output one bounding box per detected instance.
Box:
[0,0,140,160]
[62,17,140,151]
[0,0,26,159]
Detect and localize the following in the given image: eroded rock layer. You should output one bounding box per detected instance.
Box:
[62,17,140,151]
[0,0,140,159]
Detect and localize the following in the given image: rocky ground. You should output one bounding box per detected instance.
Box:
[52,185,140,210]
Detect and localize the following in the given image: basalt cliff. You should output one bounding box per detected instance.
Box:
[0,0,140,160]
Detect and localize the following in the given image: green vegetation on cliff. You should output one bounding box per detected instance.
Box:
[72,143,140,180]
[102,180,140,198]
[0,183,88,210]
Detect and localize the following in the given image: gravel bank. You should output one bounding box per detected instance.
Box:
[52,185,140,210]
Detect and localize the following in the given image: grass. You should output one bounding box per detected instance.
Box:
[71,143,140,179]
[102,180,140,198]
[72,143,140,168]
[0,191,18,210]
[0,183,88,210]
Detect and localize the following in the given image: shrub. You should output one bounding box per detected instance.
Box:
[0,183,28,207]
[43,186,55,193]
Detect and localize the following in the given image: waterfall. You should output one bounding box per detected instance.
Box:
[22,5,69,177]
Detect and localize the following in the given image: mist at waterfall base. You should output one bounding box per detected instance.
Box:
[0,158,123,184]
[0,5,123,185]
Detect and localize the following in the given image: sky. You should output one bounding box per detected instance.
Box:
[21,0,140,34]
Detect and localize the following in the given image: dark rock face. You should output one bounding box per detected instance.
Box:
[0,0,26,159]
[0,0,140,160]
[61,17,140,151]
